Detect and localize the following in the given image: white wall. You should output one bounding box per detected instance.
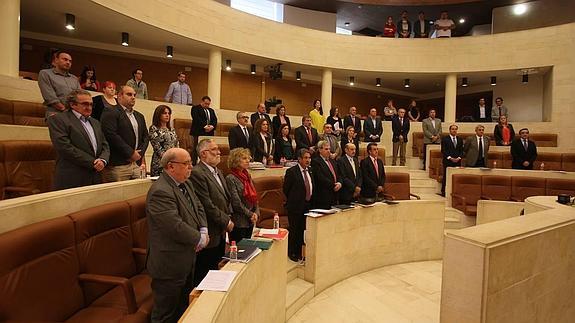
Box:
[283,5,336,33]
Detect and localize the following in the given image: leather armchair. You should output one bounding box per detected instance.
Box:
[481,175,511,201]
[510,176,546,202]
[451,174,481,216]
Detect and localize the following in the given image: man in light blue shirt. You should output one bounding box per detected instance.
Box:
[164,71,193,105]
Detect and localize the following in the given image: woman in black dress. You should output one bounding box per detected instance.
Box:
[274,124,294,164]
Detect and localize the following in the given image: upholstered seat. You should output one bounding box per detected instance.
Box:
[384,172,420,200]
[510,176,546,202]
[126,196,148,272]
[451,174,482,216]
[481,175,511,201]
[562,153,575,172]
[545,178,575,196]
[534,152,562,170]
[0,98,14,124]
[12,100,46,127]
[173,118,193,153]
[253,176,288,229]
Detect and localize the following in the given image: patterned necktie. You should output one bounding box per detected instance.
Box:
[178,183,193,207]
[373,158,379,177]
[479,137,484,159]
[243,127,249,141]
[303,169,311,201]
[326,159,336,182]
[306,127,313,144]
[523,139,528,151]
[452,137,457,147]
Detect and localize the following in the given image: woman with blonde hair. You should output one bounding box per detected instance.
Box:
[226,148,259,242]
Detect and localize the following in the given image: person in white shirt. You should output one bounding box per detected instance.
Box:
[491,97,509,122]
[474,97,491,123]
[164,71,193,105]
[434,11,455,38]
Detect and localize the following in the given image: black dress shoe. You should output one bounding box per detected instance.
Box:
[289,255,300,262]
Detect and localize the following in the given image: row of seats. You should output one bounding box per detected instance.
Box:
[0,196,151,322]
[0,98,46,127]
[451,174,575,216]
[428,151,575,182]
[411,132,558,158]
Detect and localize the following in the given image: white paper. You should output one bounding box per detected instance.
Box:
[309,208,337,214]
[305,212,326,218]
[258,228,279,235]
[196,270,237,292]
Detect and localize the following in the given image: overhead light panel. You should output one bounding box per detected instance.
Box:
[166,46,173,58]
[121,32,129,46]
[513,3,527,15]
[65,13,75,31]
[490,76,497,86]
[344,22,350,26]
[225,59,232,71]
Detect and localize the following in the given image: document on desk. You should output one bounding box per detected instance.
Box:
[196,270,237,292]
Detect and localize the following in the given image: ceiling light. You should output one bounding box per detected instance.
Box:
[121,32,129,46]
[522,73,529,84]
[296,71,301,81]
[490,76,497,86]
[65,13,75,31]
[166,46,173,58]
[250,64,256,75]
[462,77,468,87]
[376,78,381,87]
[349,76,355,86]
[459,18,465,24]
[344,22,350,26]
[225,59,232,71]
[404,79,410,88]
[513,3,527,15]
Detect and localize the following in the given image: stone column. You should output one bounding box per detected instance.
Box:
[0,0,20,77]
[321,69,332,110]
[444,73,457,123]
[207,49,222,109]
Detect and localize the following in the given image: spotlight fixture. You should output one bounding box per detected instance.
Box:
[296,71,301,81]
[376,78,381,87]
[65,13,75,31]
[522,72,529,84]
[404,79,410,88]
[349,76,355,86]
[166,46,173,58]
[344,22,350,27]
[121,32,129,46]
[250,64,256,75]
[462,77,469,87]
[490,76,497,86]
[225,59,232,71]
[459,18,465,24]
[513,3,527,15]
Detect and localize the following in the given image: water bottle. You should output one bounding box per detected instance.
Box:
[273,213,280,229]
[540,162,545,171]
[229,241,238,261]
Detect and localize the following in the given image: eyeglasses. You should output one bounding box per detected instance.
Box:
[169,160,192,166]
[76,102,93,107]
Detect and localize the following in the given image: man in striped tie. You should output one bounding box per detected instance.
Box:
[311,140,342,209]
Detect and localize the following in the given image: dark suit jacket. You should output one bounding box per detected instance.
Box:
[472,106,492,123]
[250,112,272,128]
[363,117,383,142]
[493,124,516,146]
[294,125,319,152]
[271,115,291,138]
[250,132,273,163]
[190,105,217,136]
[283,164,315,216]
[100,105,149,166]
[337,155,362,204]
[146,172,207,280]
[360,156,386,198]
[48,110,110,190]
[413,19,430,38]
[228,125,251,150]
[464,135,490,167]
[343,115,362,134]
[391,116,410,143]
[311,157,340,209]
[189,162,231,248]
[511,138,538,170]
[441,135,464,168]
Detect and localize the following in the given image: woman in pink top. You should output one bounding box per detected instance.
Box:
[383,16,396,38]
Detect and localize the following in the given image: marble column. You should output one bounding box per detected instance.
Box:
[207,49,222,109]
[444,73,457,123]
[0,0,20,77]
[321,69,332,110]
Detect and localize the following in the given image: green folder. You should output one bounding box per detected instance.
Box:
[237,238,273,250]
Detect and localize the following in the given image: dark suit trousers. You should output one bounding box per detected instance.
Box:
[193,236,225,286]
[151,271,194,323]
[422,143,439,170]
[190,135,199,165]
[229,226,253,244]
[441,161,461,195]
[288,201,310,260]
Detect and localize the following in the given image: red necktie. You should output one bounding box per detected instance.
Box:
[373,158,379,177]
[326,159,336,182]
[306,127,313,144]
[303,169,311,201]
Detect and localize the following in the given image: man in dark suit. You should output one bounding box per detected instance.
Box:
[250,102,272,128]
[312,140,342,209]
[337,143,362,205]
[283,148,314,262]
[464,125,490,167]
[100,85,149,182]
[441,124,464,196]
[189,138,233,286]
[413,11,431,38]
[190,96,217,165]
[294,115,319,154]
[228,111,251,150]
[343,106,362,134]
[391,108,410,166]
[146,148,208,323]
[511,128,538,170]
[363,107,383,142]
[47,89,109,190]
[472,98,492,123]
[360,143,386,199]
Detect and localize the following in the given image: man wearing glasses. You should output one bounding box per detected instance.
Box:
[189,139,234,286]
[146,147,208,322]
[47,89,109,190]
[228,111,252,149]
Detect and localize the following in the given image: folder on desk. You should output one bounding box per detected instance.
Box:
[223,245,261,263]
[238,238,273,250]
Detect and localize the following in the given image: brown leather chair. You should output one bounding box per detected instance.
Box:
[411,132,424,157]
[534,152,562,171]
[481,175,511,201]
[487,151,503,169]
[531,133,557,147]
[502,153,513,169]
[219,143,230,156]
[173,118,193,153]
[2,140,55,199]
[510,176,546,202]
[68,202,153,316]
[451,174,481,216]
[217,123,235,137]
[384,172,420,200]
[12,100,46,127]
[428,150,443,180]
[126,196,148,272]
[253,176,289,229]
[562,153,575,172]
[545,178,575,196]
[218,155,231,177]
[0,98,14,124]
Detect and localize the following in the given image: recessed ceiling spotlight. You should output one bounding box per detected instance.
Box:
[121,32,129,46]
[461,77,468,87]
[225,59,232,71]
[166,46,173,58]
[459,18,465,24]
[65,13,75,31]
[513,3,527,15]
[349,76,355,86]
[344,22,350,26]
[250,64,256,75]
[490,76,497,86]
[376,78,381,87]
[404,79,410,88]
[357,5,362,9]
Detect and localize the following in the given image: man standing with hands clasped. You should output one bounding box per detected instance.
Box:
[511,128,538,170]
[440,124,464,196]
[312,140,342,209]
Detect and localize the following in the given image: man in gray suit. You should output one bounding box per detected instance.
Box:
[47,89,109,190]
[464,125,490,167]
[421,108,442,170]
[146,147,208,323]
[189,138,234,286]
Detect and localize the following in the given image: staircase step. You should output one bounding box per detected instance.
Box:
[287,259,305,283]
[410,179,437,187]
[408,170,431,179]
[286,278,314,319]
